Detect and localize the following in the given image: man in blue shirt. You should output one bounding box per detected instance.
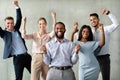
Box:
[42,22,80,80]
[0,0,31,80]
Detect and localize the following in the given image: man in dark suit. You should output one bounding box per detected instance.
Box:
[0,0,31,80]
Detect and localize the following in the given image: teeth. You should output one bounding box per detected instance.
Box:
[58,32,62,35]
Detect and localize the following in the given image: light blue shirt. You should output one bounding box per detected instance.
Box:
[11,31,27,55]
[43,37,79,67]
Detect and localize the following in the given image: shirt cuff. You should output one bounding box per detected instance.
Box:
[16,6,20,9]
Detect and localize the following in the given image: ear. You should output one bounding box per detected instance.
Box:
[64,28,66,32]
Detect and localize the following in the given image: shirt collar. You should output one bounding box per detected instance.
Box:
[6,29,15,32]
[54,37,67,43]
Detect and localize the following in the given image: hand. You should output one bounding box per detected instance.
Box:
[73,22,78,29]
[51,11,56,18]
[13,0,19,7]
[98,24,104,30]
[41,45,47,54]
[102,9,110,15]
[73,22,79,33]
[74,45,81,54]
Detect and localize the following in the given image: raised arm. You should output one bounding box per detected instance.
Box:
[70,22,79,41]
[48,11,56,38]
[21,16,27,35]
[13,0,22,31]
[0,27,5,38]
[21,17,33,39]
[102,9,119,32]
[98,24,105,47]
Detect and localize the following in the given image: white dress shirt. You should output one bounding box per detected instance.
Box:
[92,13,119,55]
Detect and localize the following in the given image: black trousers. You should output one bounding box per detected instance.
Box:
[13,53,31,80]
[97,54,110,80]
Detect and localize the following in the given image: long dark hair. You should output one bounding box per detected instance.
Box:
[78,25,93,41]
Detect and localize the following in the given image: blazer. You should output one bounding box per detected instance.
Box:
[0,8,27,59]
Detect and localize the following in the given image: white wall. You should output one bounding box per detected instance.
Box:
[0,0,120,80]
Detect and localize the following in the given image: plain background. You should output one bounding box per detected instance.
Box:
[0,0,120,80]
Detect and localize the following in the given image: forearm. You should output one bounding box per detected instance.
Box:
[43,54,51,65]
[22,30,33,39]
[16,8,22,22]
[108,13,119,26]
[71,53,79,64]
[70,31,76,41]
[23,19,26,31]
[49,12,56,38]
[99,28,105,47]
[14,8,22,30]
[53,15,56,27]
[0,27,3,37]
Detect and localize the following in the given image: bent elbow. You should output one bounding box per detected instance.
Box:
[99,41,105,47]
[116,22,119,27]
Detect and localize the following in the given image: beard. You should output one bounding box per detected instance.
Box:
[55,32,64,39]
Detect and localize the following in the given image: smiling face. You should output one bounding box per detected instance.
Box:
[38,17,47,31]
[4,17,14,31]
[89,13,100,28]
[54,22,66,39]
[90,16,99,28]
[82,28,90,39]
[78,25,93,41]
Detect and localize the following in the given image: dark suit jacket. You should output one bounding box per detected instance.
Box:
[0,8,27,59]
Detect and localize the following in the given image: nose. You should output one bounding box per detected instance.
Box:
[57,28,62,32]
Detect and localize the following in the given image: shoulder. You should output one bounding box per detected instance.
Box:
[64,39,76,47]
[46,38,54,46]
[80,41,97,46]
[33,32,37,35]
[88,41,99,47]
[32,32,38,36]
[88,41,98,44]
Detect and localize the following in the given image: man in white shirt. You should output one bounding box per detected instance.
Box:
[73,9,119,80]
[89,9,119,80]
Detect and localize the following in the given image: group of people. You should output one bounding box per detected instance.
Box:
[0,0,119,80]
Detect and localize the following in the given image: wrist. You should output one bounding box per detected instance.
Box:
[15,6,20,9]
[106,11,110,15]
[72,31,76,34]
[74,52,77,55]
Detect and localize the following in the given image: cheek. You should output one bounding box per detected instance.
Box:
[42,24,46,28]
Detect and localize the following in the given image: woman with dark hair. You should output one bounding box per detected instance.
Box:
[71,24,105,80]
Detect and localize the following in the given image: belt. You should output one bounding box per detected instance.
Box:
[97,54,110,58]
[51,66,72,70]
[13,52,27,57]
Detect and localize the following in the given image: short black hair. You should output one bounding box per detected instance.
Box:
[90,13,99,18]
[4,16,14,21]
[55,22,65,28]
